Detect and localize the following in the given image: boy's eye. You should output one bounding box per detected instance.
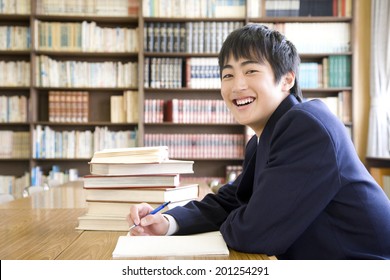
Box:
[222,73,233,79]
[246,69,258,74]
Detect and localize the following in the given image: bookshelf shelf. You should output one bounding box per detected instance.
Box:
[366,157,390,189]
[0,158,30,161]
[248,16,352,23]
[144,17,247,22]
[144,88,221,93]
[300,52,353,58]
[34,15,139,23]
[0,50,31,55]
[0,86,30,90]
[366,157,390,168]
[0,122,30,126]
[34,121,138,127]
[33,158,91,161]
[302,87,353,92]
[0,14,30,20]
[144,123,241,127]
[35,86,138,91]
[177,157,245,161]
[144,52,219,57]
[34,51,139,58]
[0,0,357,194]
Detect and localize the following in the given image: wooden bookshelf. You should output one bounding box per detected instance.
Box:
[366,157,390,188]
[0,0,359,197]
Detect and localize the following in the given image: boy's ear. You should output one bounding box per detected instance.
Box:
[282,72,295,92]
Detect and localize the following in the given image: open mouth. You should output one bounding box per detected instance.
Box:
[234,97,255,107]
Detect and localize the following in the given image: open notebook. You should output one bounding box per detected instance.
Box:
[112,231,229,258]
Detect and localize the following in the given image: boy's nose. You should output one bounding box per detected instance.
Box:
[232,74,248,93]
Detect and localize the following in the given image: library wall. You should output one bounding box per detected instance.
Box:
[0,0,361,198]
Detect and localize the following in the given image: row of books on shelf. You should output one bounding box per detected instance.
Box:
[31,165,79,187]
[186,57,220,89]
[32,125,138,159]
[326,55,351,87]
[0,95,28,123]
[248,0,352,17]
[144,57,220,89]
[262,22,350,54]
[0,61,30,87]
[144,98,236,124]
[35,21,139,52]
[0,26,31,50]
[143,55,351,91]
[144,21,242,54]
[305,91,352,124]
[0,131,30,159]
[144,133,245,159]
[109,90,138,123]
[47,90,138,124]
[35,56,138,88]
[248,0,299,17]
[143,99,164,123]
[0,172,30,199]
[143,0,245,18]
[36,0,139,16]
[300,56,351,89]
[2,23,350,57]
[48,91,89,123]
[1,0,352,18]
[0,0,30,14]
[2,127,249,161]
[0,164,80,200]
[77,146,198,231]
[144,57,182,89]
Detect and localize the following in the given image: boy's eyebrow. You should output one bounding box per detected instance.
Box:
[222,60,261,70]
[241,60,260,66]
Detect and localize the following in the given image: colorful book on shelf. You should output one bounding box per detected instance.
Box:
[89,159,194,176]
[84,184,199,203]
[85,199,193,217]
[112,231,229,258]
[83,174,180,188]
[90,146,169,164]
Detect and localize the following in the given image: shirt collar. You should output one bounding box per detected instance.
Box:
[258,94,300,143]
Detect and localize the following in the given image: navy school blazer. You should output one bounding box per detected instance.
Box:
[166,94,390,259]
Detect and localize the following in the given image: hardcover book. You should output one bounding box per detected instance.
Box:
[85,199,192,217]
[89,159,194,176]
[90,146,169,164]
[84,184,199,203]
[83,174,180,188]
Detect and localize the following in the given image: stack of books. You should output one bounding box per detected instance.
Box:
[76,146,197,231]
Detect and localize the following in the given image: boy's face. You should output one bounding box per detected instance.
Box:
[220,55,291,136]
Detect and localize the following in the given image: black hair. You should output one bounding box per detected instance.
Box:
[218,24,302,101]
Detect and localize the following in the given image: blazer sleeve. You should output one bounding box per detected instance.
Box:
[220,108,343,255]
[165,135,258,235]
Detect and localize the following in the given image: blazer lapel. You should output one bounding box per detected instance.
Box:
[236,95,300,204]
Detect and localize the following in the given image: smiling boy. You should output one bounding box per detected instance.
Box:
[128,24,390,260]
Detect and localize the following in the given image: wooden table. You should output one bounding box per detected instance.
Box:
[0,181,275,260]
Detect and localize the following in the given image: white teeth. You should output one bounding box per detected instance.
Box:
[236,97,254,106]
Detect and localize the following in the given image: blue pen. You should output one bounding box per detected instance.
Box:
[129,201,171,230]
